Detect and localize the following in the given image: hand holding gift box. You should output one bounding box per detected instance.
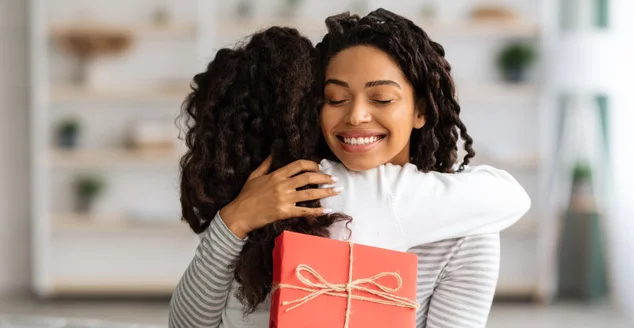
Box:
[270,231,419,328]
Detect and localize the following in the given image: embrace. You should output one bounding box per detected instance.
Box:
[170,8,531,328]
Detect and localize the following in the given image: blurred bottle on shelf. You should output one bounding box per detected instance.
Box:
[557,162,608,301]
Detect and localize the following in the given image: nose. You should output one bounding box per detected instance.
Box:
[346,101,372,126]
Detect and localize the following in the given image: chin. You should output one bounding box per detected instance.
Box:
[338,157,380,172]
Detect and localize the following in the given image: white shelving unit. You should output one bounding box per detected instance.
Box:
[49,23,198,39]
[50,83,191,104]
[455,81,541,105]
[29,0,213,298]
[51,213,190,233]
[50,148,183,168]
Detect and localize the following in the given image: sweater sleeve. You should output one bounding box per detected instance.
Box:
[390,164,531,248]
[168,212,246,328]
[423,234,500,328]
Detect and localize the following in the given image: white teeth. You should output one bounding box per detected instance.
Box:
[342,136,382,145]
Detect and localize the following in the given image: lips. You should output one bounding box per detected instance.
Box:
[337,130,386,138]
[335,130,386,153]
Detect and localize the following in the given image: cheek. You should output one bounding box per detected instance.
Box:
[320,108,339,133]
[381,104,415,131]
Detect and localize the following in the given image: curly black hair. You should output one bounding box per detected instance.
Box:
[316,9,475,172]
[178,27,349,313]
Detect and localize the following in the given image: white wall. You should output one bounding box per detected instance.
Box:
[608,1,634,323]
[0,0,30,294]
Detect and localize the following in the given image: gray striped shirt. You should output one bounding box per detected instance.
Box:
[168,215,500,328]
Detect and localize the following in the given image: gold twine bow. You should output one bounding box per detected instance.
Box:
[273,242,419,328]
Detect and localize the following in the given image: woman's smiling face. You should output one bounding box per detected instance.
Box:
[320,45,426,171]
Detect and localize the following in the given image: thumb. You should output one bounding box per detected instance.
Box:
[248,155,273,180]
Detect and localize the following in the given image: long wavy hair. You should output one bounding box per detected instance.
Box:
[178,27,349,313]
[316,9,475,172]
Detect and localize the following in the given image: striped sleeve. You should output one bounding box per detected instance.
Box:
[424,234,500,328]
[169,212,246,328]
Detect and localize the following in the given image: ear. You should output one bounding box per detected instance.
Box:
[413,104,426,129]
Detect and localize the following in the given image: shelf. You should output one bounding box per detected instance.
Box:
[215,19,539,39]
[51,213,189,233]
[471,154,541,171]
[50,147,182,168]
[49,23,197,38]
[51,83,190,104]
[495,282,537,298]
[419,20,539,38]
[456,82,541,104]
[215,18,325,36]
[49,279,177,296]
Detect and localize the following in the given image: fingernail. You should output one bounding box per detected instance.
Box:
[334,186,344,193]
[331,176,339,182]
[322,208,333,214]
[318,164,323,171]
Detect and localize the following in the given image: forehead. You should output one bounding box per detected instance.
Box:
[325,45,406,83]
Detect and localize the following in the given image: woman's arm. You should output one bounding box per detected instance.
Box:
[320,160,529,249]
[321,160,530,248]
[169,212,246,328]
[171,158,339,327]
[422,234,500,328]
[391,164,530,248]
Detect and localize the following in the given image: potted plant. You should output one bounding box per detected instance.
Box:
[420,4,437,21]
[573,161,592,181]
[152,5,171,27]
[236,0,253,18]
[497,43,535,83]
[74,175,106,212]
[279,0,302,18]
[58,118,81,148]
[350,0,369,15]
[569,161,595,213]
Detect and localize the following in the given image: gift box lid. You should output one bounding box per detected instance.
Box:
[271,231,418,328]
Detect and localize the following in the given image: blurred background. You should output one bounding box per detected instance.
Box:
[1,0,633,327]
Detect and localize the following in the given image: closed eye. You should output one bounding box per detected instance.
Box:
[373,99,393,105]
[327,99,347,105]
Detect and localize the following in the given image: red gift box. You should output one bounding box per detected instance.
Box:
[270,231,419,328]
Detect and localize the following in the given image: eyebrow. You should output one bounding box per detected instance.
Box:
[366,80,401,89]
[324,79,401,89]
[324,79,349,87]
